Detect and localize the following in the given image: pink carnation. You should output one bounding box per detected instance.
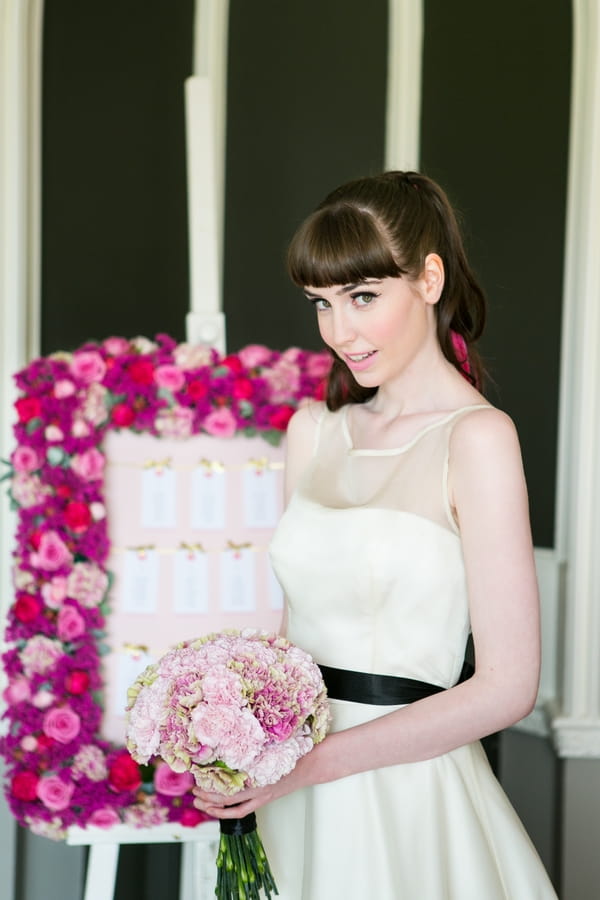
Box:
[238,344,272,368]
[70,350,107,384]
[11,446,40,473]
[88,808,121,828]
[70,447,105,481]
[36,775,75,811]
[200,667,244,707]
[57,605,86,641]
[43,706,81,743]
[154,364,185,391]
[154,763,195,796]
[203,407,237,438]
[41,576,67,609]
[245,735,310,787]
[191,705,266,771]
[66,562,108,607]
[20,635,64,676]
[30,531,73,572]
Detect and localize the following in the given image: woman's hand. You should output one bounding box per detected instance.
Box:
[192,760,308,819]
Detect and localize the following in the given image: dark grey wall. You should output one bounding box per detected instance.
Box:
[420,0,571,547]
[41,0,194,351]
[224,0,388,352]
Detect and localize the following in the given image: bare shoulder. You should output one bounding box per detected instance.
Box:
[284,401,326,500]
[450,406,522,466]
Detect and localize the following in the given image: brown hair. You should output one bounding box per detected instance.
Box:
[287,171,486,409]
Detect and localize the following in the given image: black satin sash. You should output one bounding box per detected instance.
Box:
[319,660,474,706]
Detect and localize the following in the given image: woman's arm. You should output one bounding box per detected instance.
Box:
[198,407,541,817]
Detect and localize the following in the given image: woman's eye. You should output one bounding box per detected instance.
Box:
[352,292,377,307]
[311,298,331,311]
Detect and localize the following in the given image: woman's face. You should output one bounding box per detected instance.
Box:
[304,268,441,389]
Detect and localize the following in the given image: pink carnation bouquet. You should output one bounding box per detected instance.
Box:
[125,629,330,900]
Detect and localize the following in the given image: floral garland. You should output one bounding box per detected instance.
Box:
[0,334,331,840]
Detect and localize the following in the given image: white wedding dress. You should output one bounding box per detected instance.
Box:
[258,403,557,899]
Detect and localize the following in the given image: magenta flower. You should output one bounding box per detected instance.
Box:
[43,706,81,743]
[154,763,195,796]
[36,775,75,811]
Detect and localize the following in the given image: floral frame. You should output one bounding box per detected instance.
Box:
[1,334,329,840]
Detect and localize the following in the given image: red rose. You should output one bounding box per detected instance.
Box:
[222,355,243,374]
[268,405,295,430]
[232,377,254,400]
[127,359,155,385]
[29,529,43,550]
[15,396,42,423]
[14,593,42,623]
[64,501,92,533]
[36,734,55,751]
[65,670,90,694]
[11,770,39,801]
[187,380,208,401]
[111,403,135,427]
[55,484,73,499]
[108,752,142,792]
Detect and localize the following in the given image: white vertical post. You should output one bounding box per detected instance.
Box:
[185,0,230,351]
[385,0,424,171]
[552,0,600,757]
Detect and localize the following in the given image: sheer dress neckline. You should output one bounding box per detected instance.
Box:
[341,404,491,457]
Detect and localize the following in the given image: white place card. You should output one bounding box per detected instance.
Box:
[191,463,227,530]
[121,549,160,614]
[220,546,256,612]
[114,648,155,716]
[141,465,177,529]
[242,464,278,528]
[173,547,210,614]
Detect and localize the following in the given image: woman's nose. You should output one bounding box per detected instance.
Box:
[329,308,356,346]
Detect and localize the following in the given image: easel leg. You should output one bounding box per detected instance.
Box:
[83,843,119,900]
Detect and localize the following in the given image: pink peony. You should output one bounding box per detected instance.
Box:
[70,447,105,481]
[203,407,237,438]
[66,562,108,607]
[30,531,73,571]
[154,364,185,392]
[53,379,76,398]
[70,350,107,384]
[57,605,86,641]
[154,763,195,796]
[43,706,81,743]
[12,446,40,473]
[88,808,121,828]
[41,576,67,609]
[36,775,75,811]
[20,635,64,676]
[238,344,272,368]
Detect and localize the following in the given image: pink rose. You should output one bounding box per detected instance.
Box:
[41,576,67,609]
[70,350,107,384]
[88,808,121,828]
[12,446,40,473]
[57,605,85,641]
[154,364,185,392]
[3,676,31,705]
[103,336,130,356]
[43,706,81,743]
[30,531,73,571]
[53,379,76,398]
[238,344,272,368]
[70,448,105,481]
[154,763,195,796]
[36,775,75,811]
[203,407,237,438]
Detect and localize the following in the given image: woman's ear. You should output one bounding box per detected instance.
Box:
[422,253,445,305]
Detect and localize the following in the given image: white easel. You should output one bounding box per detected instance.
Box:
[67,3,230,897]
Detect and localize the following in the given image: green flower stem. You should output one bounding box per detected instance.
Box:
[215,822,278,899]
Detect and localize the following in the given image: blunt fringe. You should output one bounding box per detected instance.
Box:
[287,171,487,409]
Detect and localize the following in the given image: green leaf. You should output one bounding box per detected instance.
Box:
[156,387,174,404]
[261,429,284,447]
[25,417,43,433]
[211,365,230,378]
[238,400,254,419]
[46,446,66,466]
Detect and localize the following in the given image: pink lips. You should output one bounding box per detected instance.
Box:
[343,350,378,372]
